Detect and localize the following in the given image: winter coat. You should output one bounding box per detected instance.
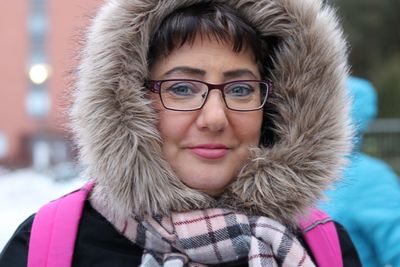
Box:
[320,76,400,267]
[1,0,360,265]
[0,200,362,266]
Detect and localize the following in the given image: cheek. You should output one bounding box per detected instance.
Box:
[150,96,181,137]
[233,111,263,144]
[156,111,192,145]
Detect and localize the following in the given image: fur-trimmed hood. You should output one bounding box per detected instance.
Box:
[71,0,352,227]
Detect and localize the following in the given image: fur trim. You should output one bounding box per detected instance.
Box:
[71,0,352,227]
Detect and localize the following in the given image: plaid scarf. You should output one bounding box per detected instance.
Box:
[97,207,315,266]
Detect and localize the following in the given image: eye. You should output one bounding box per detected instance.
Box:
[225,83,255,97]
[166,82,200,97]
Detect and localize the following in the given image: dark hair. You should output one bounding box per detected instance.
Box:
[147,2,269,77]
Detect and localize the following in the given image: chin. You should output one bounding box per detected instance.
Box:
[185,179,231,196]
[176,167,237,196]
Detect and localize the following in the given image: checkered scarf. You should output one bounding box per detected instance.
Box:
[100,208,315,266]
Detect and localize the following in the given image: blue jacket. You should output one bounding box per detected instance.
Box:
[320,76,400,267]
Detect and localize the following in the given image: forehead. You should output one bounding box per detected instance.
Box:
[150,36,260,80]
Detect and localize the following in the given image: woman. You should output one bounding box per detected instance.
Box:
[0,0,361,266]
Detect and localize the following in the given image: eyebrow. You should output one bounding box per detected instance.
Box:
[223,69,258,79]
[164,66,206,77]
[163,66,258,79]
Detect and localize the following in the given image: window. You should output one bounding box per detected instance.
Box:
[0,132,8,159]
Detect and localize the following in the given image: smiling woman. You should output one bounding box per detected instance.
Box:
[0,1,361,266]
[148,37,264,196]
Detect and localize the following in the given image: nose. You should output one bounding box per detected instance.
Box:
[196,90,228,132]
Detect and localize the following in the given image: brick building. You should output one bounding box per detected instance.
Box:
[0,0,102,169]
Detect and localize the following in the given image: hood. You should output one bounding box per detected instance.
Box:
[71,0,352,227]
[347,76,377,136]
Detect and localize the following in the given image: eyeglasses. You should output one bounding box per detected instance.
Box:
[145,79,272,111]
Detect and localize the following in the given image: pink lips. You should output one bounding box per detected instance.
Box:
[190,144,229,159]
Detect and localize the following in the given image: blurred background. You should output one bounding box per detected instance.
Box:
[0,0,399,249]
[0,0,102,176]
[329,0,400,175]
[0,0,102,249]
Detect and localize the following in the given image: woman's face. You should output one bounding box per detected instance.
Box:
[150,37,263,196]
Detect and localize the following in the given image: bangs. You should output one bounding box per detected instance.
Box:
[147,2,266,70]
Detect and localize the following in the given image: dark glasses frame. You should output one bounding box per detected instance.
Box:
[145,79,273,112]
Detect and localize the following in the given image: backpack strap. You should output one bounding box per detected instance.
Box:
[27,182,94,267]
[298,209,343,267]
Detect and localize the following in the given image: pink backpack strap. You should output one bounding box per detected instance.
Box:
[27,182,94,267]
[298,209,343,267]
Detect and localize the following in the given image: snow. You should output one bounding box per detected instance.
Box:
[0,169,85,250]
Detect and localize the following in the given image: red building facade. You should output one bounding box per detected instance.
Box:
[0,0,102,168]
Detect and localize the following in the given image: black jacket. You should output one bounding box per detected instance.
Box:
[0,200,361,267]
